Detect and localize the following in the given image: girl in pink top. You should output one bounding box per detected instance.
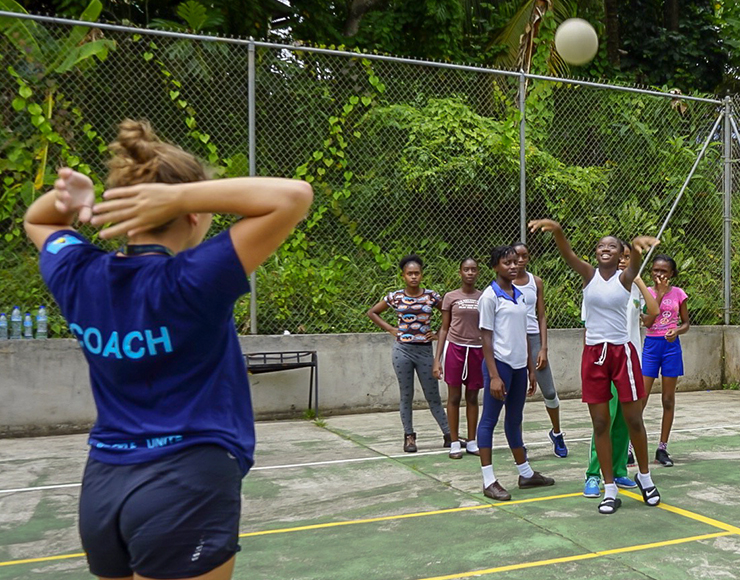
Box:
[641,254,690,467]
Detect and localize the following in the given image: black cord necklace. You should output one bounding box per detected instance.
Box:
[119,244,174,257]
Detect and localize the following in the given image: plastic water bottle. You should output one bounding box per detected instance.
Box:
[0,313,7,340]
[36,306,47,339]
[23,312,33,339]
[10,307,21,340]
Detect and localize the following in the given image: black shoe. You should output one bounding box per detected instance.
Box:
[443,433,452,448]
[404,433,417,453]
[635,475,661,506]
[655,448,673,467]
[598,496,622,514]
[627,449,636,467]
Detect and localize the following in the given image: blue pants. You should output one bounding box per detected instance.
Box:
[477,359,527,450]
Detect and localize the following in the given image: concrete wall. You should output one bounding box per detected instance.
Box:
[0,327,732,435]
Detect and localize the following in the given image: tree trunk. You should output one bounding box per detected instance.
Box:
[343,0,386,37]
[664,0,679,32]
[604,0,620,67]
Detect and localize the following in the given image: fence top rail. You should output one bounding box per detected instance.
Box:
[0,10,725,105]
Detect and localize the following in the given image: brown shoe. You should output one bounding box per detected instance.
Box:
[483,481,511,501]
[518,471,555,489]
[404,433,417,453]
[448,449,463,459]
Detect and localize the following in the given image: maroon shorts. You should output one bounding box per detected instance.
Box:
[443,342,484,390]
[581,342,645,404]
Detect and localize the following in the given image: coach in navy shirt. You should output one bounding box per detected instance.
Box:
[24,119,313,580]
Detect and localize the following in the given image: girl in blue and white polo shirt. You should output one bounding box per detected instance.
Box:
[477,246,555,501]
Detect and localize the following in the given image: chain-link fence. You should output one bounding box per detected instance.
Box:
[0,11,736,336]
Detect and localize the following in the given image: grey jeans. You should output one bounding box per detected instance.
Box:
[527,333,560,408]
[391,342,450,435]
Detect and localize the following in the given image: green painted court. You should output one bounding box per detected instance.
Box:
[1,390,739,580]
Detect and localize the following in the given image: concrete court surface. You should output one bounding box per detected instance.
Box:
[1,390,739,580]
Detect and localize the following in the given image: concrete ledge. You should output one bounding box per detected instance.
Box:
[0,327,731,435]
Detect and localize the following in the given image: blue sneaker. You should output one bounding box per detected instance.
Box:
[549,429,568,458]
[615,476,638,489]
[583,476,601,498]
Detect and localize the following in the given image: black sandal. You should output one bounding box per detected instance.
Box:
[635,476,661,506]
[598,497,622,514]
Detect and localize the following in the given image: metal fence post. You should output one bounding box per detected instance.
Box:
[724,96,732,325]
[248,39,258,334]
[519,71,526,243]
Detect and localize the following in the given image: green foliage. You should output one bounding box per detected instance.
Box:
[619,0,727,93]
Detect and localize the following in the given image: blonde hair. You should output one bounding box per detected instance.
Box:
[107,119,206,188]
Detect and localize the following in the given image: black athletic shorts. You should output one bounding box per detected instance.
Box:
[79,444,243,579]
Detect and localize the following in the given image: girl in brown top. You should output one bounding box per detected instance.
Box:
[434,258,484,459]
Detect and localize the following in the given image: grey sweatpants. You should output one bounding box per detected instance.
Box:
[391,342,450,436]
[527,333,560,409]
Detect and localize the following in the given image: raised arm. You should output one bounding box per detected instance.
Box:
[91,177,314,274]
[528,219,594,283]
[634,277,659,328]
[24,168,95,250]
[620,236,660,290]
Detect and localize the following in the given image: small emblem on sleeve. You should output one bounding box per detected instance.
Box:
[46,235,83,254]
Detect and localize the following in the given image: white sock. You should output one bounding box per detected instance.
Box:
[637,471,655,489]
[604,483,618,500]
[551,431,562,438]
[481,465,496,488]
[516,461,534,478]
[466,440,479,452]
[450,441,462,453]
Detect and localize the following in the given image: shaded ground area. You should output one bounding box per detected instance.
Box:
[1,390,739,579]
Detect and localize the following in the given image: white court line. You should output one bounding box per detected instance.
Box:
[1,423,739,495]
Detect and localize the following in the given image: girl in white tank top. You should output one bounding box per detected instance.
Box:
[529,219,661,516]
[512,242,567,458]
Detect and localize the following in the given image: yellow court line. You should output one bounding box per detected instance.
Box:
[620,490,740,534]
[239,492,583,537]
[415,532,733,580]
[0,552,85,567]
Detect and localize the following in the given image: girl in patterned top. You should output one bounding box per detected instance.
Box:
[367,254,450,452]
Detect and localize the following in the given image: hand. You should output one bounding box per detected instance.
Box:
[536,348,548,370]
[387,328,399,339]
[490,376,506,401]
[527,371,537,396]
[654,273,670,292]
[54,168,95,223]
[528,219,562,234]
[425,330,438,341]
[91,182,183,239]
[433,360,443,380]
[665,329,678,342]
[631,236,660,255]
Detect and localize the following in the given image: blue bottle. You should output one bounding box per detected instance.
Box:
[10,307,22,340]
[36,306,47,339]
[23,312,33,339]
[0,313,7,340]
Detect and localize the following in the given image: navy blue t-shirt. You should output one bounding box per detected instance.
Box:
[40,230,254,475]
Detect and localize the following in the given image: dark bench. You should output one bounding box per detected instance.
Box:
[244,351,319,416]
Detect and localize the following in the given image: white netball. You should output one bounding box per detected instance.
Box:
[554,18,599,66]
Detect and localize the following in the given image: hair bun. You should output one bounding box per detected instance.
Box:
[113,119,160,163]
